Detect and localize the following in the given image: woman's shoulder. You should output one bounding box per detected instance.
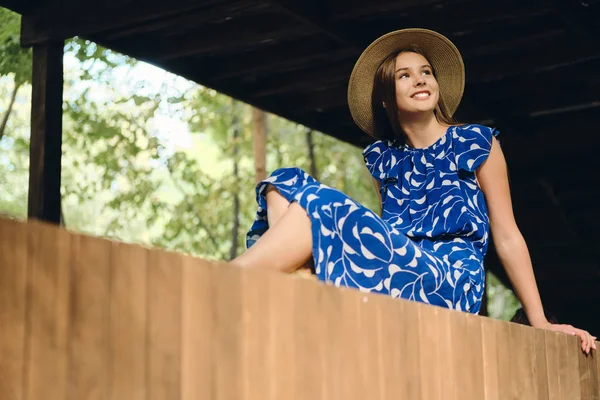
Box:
[362,139,396,181]
[362,139,392,156]
[452,123,500,141]
[451,123,500,172]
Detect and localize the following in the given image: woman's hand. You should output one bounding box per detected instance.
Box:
[538,322,597,354]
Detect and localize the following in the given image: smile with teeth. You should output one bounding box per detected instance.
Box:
[412,92,431,99]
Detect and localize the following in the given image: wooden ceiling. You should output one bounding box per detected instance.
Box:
[3,0,600,332]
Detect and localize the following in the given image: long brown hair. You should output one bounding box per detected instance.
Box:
[371,44,457,144]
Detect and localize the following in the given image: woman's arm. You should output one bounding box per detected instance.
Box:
[476,137,596,354]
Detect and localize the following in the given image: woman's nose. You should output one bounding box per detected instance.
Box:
[414,75,426,86]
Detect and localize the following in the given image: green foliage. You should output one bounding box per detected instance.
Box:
[0,8,31,85]
[487,271,521,320]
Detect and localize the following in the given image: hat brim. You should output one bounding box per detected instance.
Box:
[347,28,465,138]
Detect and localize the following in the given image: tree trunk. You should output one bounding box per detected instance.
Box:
[306,129,318,179]
[252,107,267,184]
[230,100,241,260]
[276,127,284,168]
[0,81,22,142]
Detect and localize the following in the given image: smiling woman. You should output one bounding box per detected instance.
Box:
[371,44,458,147]
[231,28,596,355]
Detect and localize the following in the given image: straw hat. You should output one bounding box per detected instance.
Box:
[347,28,465,137]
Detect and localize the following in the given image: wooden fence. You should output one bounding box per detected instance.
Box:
[0,216,598,399]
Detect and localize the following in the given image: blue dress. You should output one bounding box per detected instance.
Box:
[246,124,499,314]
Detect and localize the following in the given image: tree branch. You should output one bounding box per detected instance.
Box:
[0,81,22,142]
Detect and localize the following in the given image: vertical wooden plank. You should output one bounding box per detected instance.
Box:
[545,331,563,400]
[25,220,72,400]
[181,257,215,400]
[241,268,273,400]
[558,333,570,400]
[523,325,539,399]
[589,348,600,400]
[419,304,442,400]
[376,295,408,398]
[147,250,182,400]
[399,299,423,399]
[561,334,581,400]
[465,313,486,399]
[495,320,512,400]
[337,288,361,400]
[534,329,550,400]
[336,287,363,400]
[510,323,537,399]
[452,311,484,400]
[341,289,384,400]
[109,242,148,400]
[292,275,328,400]
[577,346,588,400]
[578,342,597,400]
[509,323,525,399]
[68,234,111,400]
[356,292,385,400]
[27,42,64,224]
[437,307,457,400]
[320,283,342,400]
[597,343,600,394]
[565,335,582,400]
[265,271,298,400]
[215,263,243,400]
[374,296,392,400]
[480,317,499,400]
[0,218,28,400]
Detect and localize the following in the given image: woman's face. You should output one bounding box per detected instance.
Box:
[393,51,440,115]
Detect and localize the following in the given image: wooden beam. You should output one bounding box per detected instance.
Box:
[101,0,268,40]
[468,54,600,94]
[20,0,227,46]
[157,38,357,82]
[113,14,312,62]
[28,41,64,224]
[261,0,361,49]
[328,0,438,21]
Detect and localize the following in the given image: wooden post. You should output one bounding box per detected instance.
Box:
[27,42,64,224]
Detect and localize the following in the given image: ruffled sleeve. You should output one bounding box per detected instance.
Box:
[452,124,500,173]
[362,140,391,182]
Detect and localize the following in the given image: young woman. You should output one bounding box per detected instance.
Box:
[231,28,596,354]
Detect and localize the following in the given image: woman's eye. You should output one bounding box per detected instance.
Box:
[422,70,432,75]
[399,73,409,79]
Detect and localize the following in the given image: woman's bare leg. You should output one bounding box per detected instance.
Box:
[263,186,315,275]
[266,185,290,227]
[231,202,313,273]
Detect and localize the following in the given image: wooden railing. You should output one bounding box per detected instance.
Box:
[0,216,598,399]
